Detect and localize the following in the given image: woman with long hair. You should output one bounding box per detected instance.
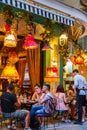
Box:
[55,84,70,122]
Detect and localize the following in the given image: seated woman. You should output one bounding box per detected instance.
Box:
[55,84,70,122]
[32,84,45,103]
[31,84,45,125]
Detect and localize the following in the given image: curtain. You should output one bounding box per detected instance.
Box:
[18,59,26,87]
[27,45,40,92]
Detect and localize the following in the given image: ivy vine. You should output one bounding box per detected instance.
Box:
[2,5,33,26]
[1,5,68,38]
[40,18,68,43]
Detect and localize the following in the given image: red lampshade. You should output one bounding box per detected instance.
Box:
[42,43,53,51]
[46,67,58,77]
[5,24,11,33]
[23,34,38,49]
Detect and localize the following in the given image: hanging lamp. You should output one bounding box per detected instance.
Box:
[4,23,17,47]
[0,63,19,80]
[4,33,17,47]
[23,34,38,49]
[42,43,53,51]
[75,55,84,65]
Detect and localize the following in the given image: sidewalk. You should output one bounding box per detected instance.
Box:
[46,121,87,130]
[1,121,87,130]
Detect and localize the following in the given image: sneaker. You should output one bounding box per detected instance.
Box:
[7,125,12,129]
[61,118,65,122]
[82,118,85,123]
[65,119,71,123]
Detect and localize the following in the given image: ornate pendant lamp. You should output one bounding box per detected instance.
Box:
[23,34,38,49]
[4,33,17,47]
[42,43,53,51]
[70,55,84,65]
[75,55,84,65]
[4,23,17,47]
[0,63,19,80]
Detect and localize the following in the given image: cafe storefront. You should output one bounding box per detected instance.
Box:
[0,0,86,94]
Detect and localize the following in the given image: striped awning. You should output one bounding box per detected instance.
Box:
[0,0,74,26]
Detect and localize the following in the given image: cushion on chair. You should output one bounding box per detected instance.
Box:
[37,113,52,117]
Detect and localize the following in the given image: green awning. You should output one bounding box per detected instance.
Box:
[0,0,74,26]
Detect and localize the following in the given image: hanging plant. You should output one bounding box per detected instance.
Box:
[21,11,33,25]
[17,11,34,33]
[2,5,15,25]
[2,5,34,33]
[43,19,68,37]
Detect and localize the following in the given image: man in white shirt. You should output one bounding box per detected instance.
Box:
[73,69,87,125]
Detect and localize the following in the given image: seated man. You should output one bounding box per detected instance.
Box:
[30,84,55,120]
[1,83,30,130]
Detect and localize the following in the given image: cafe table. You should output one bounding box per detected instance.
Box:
[21,100,38,110]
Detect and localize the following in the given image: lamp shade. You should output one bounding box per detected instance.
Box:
[0,63,19,80]
[5,24,11,33]
[75,55,84,65]
[23,34,38,49]
[4,33,17,47]
[42,43,53,51]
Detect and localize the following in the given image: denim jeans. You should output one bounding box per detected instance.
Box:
[30,105,47,119]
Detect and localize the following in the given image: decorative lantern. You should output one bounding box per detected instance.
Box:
[4,33,17,47]
[46,67,58,77]
[5,24,11,33]
[0,63,19,80]
[42,43,53,51]
[75,55,84,65]
[23,34,38,49]
[52,67,58,73]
